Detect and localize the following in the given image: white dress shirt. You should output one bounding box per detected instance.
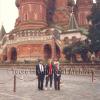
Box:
[39,64,44,72]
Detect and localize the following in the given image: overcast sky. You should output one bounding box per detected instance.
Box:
[0,0,18,33]
[0,0,96,33]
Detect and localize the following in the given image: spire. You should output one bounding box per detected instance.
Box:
[0,25,6,34]
[0,25,6,39]
[15,0,20,8]
[67,8,79,32]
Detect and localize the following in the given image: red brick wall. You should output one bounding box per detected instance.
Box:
[53,0,69,26]
[76,0,93,28]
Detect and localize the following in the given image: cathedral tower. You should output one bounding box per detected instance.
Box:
[46,0,56,25]
[76,0,93,28]
[15,0,47,30]
[53,0,70,26]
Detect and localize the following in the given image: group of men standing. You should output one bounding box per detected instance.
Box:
[36,59,61,91]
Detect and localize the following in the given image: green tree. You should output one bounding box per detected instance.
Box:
[88,3,100,53]
[63,41,89,62]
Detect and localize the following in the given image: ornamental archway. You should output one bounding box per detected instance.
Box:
[10,47,17,62]
[44,44,52,60]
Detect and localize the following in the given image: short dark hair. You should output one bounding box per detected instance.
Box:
[38,59,42,63]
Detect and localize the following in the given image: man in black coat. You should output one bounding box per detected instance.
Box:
[36,60,45,90]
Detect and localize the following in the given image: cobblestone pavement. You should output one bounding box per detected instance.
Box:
[0,68,100,100]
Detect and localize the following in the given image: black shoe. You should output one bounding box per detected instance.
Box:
[55,88,57,90]
[58,88,60,90]
[58,86,60,90]
[40,87,44,90]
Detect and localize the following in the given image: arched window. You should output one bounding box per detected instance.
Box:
[44,44,52,60]
[10,47,17,62]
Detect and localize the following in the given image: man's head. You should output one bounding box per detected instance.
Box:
[38,59,43,64]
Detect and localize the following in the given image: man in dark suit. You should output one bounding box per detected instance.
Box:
[36,60,45,90]
[45,59,54,90]
[54,60,61,90]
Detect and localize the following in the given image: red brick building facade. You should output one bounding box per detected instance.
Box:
[0,0,93,62]
[75,0,93,28]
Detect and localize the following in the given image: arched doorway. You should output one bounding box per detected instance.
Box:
[10,47,17,62]
[3,55,7,61]
[3,47,7,62]
[44,44,52,60]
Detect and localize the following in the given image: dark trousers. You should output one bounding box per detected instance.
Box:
[45,75,53,88]
[54,76,60,90]
[38,75,44,90]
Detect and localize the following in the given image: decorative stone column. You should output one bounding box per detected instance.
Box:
[51,35,56,60]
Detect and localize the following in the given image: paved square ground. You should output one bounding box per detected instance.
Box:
[0,68,100,100]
